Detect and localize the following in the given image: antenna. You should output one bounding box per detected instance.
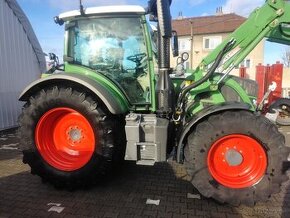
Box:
[80,0,85,15]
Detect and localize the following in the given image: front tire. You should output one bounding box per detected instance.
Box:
[184,110,289,206]
[19,86,125,189]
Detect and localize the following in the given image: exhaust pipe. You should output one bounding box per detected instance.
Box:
[154,0,175,115]
[156,0,171,68]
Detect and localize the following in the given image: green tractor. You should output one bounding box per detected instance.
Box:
[19,0,290,205]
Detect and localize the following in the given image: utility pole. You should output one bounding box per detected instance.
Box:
[190,20,194,69]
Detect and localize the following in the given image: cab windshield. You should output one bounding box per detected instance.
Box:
[68,17,151,104]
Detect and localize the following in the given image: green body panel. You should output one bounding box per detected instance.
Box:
[172,73,255,117]
[19,73,129,114]
[64,64,130,110]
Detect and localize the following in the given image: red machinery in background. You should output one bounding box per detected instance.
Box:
[255,62,283,104]
[240,62,290,125]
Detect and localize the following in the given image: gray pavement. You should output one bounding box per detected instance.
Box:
[0,128,289,218]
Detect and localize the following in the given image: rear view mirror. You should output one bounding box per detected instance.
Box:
[172,31,179,57]
[49,53,57,61]
[181,52,189,62]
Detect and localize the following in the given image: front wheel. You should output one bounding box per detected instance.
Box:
[19,86,125,189]
[184,110,289,206]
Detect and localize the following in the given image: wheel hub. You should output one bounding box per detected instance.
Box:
[225,149,243,166]
[68,128,82,142]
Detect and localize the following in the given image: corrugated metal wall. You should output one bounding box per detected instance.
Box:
[0,0,42,130]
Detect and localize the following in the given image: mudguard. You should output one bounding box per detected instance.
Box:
[19,73,129,115]
[176,102,252,163]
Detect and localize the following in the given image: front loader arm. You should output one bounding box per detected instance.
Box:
[191,0,290,78]
[175,0,290,118]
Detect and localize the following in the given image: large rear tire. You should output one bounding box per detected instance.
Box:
[184,110,289,206]
[18,86,125,189]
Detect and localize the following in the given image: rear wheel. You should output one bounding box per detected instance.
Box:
[19,86,125,189]
[184,110,289,206]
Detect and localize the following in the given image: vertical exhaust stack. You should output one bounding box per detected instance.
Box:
[155,0,175,116]
[156,0,171,69]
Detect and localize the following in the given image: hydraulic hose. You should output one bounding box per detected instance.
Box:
[176,39,236,108]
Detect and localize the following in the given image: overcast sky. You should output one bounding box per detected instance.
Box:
[18,0,286,65]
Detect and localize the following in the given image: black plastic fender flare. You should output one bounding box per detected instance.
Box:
[19,73,129,115]
[176,102,252,163]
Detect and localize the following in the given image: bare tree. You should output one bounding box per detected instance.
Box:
[282,47,290,67]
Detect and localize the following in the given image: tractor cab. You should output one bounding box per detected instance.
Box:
[57,6,155,105]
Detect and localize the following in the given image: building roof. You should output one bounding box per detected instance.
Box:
[5,0,46,72]
[59,5,145,21]
[172,13,246,36]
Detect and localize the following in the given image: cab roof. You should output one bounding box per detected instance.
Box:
[59,5,146,21]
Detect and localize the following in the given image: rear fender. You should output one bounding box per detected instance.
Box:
[19,73,129,115]
[176,102,252,163]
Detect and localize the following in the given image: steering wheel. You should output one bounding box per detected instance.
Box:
[126,53,146,64]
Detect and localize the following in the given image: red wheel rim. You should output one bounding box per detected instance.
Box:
[207,134,267,189]
[35,108,95,171]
